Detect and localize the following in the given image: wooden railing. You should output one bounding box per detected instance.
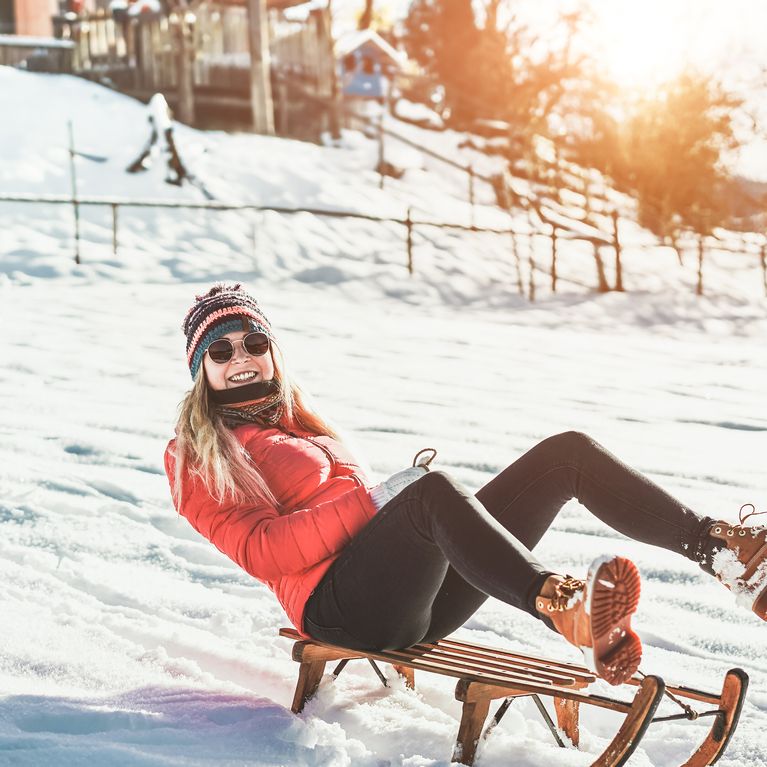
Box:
[49,3,333,120]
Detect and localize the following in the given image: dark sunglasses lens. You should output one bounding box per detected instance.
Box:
[207,339,234,363]
[243,332,270,356]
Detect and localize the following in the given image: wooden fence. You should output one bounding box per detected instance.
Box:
[2,192,764,300]
[343,109,767,298]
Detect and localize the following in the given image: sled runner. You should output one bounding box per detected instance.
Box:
[279,627,747,767]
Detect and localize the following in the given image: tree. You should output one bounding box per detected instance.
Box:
[577,70,744,238]
[358,0,373,30]
[403,1,594,151]
[403,0,480,124]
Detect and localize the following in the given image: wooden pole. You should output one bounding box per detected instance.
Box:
[593,241,609,292]
[511,229,524,295]
[406,206,413,274]
[378,113,385,190]
[174,3,195,125]
[468,164,475,227]
[550,226,558,293]
[67,120,81,265]
[277,80,289,134]
[528,232,536,302]
[697,234,704,296]
[323,2,342,140]
[246,0,275,135]
[612,210,623,291]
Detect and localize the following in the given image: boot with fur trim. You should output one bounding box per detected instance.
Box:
[536,555,642,686]
[707,504,767,621]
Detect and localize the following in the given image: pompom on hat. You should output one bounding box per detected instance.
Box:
[183,283,274,379]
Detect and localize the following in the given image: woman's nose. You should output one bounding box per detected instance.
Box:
[230,340,249,362]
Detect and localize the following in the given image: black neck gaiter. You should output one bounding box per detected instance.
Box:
[209,379,285,428]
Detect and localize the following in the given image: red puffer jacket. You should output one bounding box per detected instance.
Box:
[164,425,377,637]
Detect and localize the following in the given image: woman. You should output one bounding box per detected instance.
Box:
[165,283,767,687]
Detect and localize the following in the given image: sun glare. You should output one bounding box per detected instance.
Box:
[588,0,691,91]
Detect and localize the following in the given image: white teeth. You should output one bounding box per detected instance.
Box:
[229,371,258,382]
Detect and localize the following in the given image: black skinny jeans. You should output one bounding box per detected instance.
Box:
[303,431,713,651]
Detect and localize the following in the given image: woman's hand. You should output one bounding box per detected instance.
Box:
[370,466,427,512]
[369,449,438,512]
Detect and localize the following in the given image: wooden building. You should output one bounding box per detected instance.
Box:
[1,0,58,35]
[336,28,405,101]
[49,0,337,137]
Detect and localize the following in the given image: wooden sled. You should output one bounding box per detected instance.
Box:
[279,627,747,767]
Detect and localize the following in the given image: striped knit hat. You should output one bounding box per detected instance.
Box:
[182,283,274,379]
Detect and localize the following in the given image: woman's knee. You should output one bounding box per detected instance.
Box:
[418,469,462,497]
[545,430,596,454]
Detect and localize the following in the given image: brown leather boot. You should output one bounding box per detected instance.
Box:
[708,505,767,621]
[535,555,642,686]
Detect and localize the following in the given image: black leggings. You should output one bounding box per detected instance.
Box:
[303,431,713,651]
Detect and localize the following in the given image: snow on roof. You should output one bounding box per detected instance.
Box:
[278,0,327,18]
[0,35,75,49]
[335,28,406,66]
[127,0,161,15]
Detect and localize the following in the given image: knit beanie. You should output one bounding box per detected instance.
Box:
[182,283,274,379]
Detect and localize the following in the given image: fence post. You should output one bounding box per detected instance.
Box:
[593,241,610,292]
[550,226,558,293]
[67,120,81,265]
[378,114,385,190]
[468,164,475,227]
[510,229,524,295]
[611,210,623,291]
[696,234,704,296]
[406,206,413,274]
[111,203,118,256]
[761,242,767,297]
[528,232,536,302]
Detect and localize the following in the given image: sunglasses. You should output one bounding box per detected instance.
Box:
[205,332,270,364]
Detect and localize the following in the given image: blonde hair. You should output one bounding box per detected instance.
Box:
[171,339,341,510]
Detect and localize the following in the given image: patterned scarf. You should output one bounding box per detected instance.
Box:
[210,380,285,428]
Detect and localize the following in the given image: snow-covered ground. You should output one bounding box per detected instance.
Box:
[0,67,766,766]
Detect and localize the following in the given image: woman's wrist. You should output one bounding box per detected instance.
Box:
[370,466,427,512]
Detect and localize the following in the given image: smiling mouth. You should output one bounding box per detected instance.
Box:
[228,371,260,383]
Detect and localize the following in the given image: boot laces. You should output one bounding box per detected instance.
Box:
[550,576,585,611]
[728,503,767,537]
[739,503,767,526]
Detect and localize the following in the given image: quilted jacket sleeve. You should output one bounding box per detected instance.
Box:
[164,446,376,582]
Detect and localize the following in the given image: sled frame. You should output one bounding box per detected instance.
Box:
[279,628,747,767]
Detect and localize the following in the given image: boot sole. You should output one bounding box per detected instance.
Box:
[581,555,642,686]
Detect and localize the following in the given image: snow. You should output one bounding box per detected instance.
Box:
[713,547,767,613]
[127,0,162,16]
[335,28,407,65]
[0,35,75,49]
[393,99,445,131]
[1,66,766,766]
